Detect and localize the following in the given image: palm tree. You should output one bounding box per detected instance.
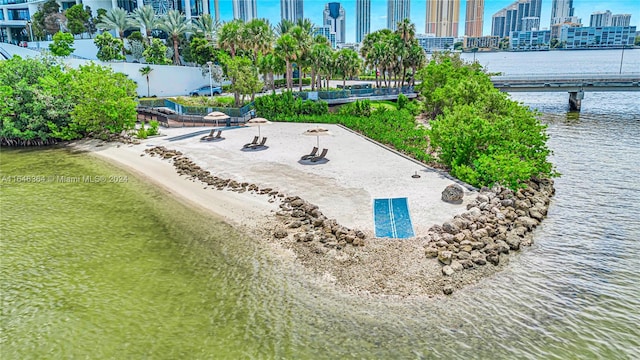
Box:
[193,13,218,42]
[218,19,244,58]
[290,25,312,91]
[258,53,285,93]
[243,18,274,66]
[96,8,134,57]
[131,5,158,43]
[139,65,153,97]
[276,19,294,36]
[157,10,190,65]
[309,41,332,90]
[275,33,297,90]
[396,18,416,85]
[405,44,426,87]
[335,48,361,88]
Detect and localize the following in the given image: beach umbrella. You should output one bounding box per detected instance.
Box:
[203,111,230,127]
[302,127,332,148]
[246,117,271,137]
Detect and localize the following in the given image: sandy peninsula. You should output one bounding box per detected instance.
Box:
[77,123,549,298]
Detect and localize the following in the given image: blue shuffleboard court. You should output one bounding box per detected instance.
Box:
[373,197,415,239]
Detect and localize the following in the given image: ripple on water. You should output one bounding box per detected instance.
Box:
[2,99,640,360]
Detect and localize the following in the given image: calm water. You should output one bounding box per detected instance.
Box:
[2,50,640,359]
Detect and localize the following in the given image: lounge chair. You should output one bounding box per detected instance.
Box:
[243,136,259,148]
[214,130,223,139]
[311,148,328,162]
[301,147,319,160]
[249,137,268,149]
[200,129,216,141]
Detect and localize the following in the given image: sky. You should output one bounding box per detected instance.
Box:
[217,0,640,43]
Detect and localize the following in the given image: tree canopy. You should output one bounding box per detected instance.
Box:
[0,56,137,144]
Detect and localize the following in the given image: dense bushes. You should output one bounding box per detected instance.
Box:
[254,92,328,119]
[1,56,138,144]
[260,94,432,163]
[416,52,556,189]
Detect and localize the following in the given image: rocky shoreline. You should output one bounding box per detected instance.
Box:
[144,145,555,297]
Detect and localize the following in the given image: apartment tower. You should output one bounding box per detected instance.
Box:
[324,2,346,45]
[465,0,484,37]
[281,0,304,23]
[425,0,460,37]
[387,0,410,31]
[233,0,257,22]
[356,0,371,43]
[550,0,574,25]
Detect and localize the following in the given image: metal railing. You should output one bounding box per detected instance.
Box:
[295,86,415,100]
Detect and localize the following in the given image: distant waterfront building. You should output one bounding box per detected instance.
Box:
[521,16,540,31]
[416,34,455,52]
[324,2,346,45]
[425,0,460,37]
[611,14,631,27]
[356,0,371,43]
[509,29,551,50]
[491,3,518,38]
[233,0,257,22]
[590,11,612,27]
[562,26,636,49]
[313,26,337,48]
[550,20,581,40]
[465,0,484,37]
[491,0,541,38]
[387,0,410,31]
[281,0,304,23]
[464,35,499,50]
[550,0,574,25]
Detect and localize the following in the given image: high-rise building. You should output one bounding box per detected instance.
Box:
[314,26,337,48]
[590,11,612,27]
[491,0,541,38]
[465,0,484,37]
[550,0,574,25]
[425,0,460,37]
[281,0,304,23]
[324,2,346,45]
[387,0,410,31]
[233,0,257,22]
[611,14,631,27]
[356,0,371,43]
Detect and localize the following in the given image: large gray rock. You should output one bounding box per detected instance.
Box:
[438,250,453,265]
[442,184,465,203]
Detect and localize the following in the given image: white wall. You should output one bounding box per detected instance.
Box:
[29,38,99,60]
[65,59,211,97]
[2,43,212,97]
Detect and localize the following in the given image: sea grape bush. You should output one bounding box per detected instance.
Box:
[417,52,557,189]
[0,56,138,143]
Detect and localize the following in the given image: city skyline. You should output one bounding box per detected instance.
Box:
[218,0,638,43]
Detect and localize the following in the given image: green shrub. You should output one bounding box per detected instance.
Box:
[416,52,556,189]
[147,120,159,136]
[254,92,328,119]
[136,124,147,139]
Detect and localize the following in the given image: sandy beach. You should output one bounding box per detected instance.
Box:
[77,123,531,297]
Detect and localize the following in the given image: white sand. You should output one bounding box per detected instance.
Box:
[105,123,476,237]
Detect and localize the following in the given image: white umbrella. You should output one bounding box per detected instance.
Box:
[203,111,230,127]
[246,117,271,137]
[303,127,332,148]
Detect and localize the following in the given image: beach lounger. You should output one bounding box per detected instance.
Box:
[249,137,268,149]
[301,147,319,160]
[200,129,216,141]
[310,148,328,162]
[214,130,223,139]
[243,136,259,148]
